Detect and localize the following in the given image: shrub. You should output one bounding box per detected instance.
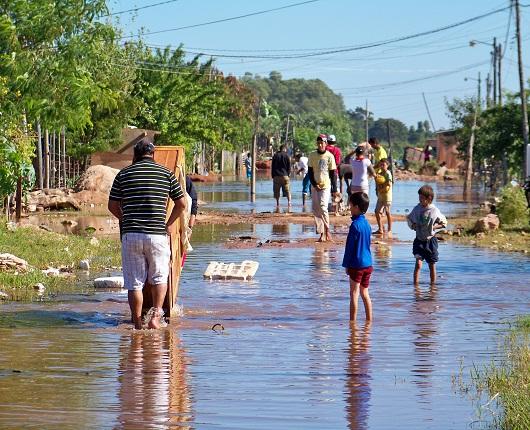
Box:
[497,185,530,226]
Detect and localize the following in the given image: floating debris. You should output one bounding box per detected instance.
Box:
[203,260,259,281]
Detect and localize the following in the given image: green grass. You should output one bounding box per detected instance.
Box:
[470,316,530,429]
[0,222,121,298]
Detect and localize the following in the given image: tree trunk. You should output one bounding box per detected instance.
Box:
[44,129,50,189]
[36,122,43,189]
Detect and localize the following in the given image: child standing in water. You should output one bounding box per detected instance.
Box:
[342,192,373,321]
[407,185,447,285]
[374,158,393,237]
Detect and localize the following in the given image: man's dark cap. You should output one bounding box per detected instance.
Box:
[134,139,155,158]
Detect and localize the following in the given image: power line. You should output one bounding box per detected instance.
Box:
[120,0,321,39]
[335,61,489,94]
[168,5,511,59]
[103,0,181,17]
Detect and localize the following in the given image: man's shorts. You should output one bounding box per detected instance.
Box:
[273,175,290,198]
[346,266,373,288]
[375,198,392,214]
[121,232,171,290]
[413,237,439,264]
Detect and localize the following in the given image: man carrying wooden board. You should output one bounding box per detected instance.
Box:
[108,139,186,329]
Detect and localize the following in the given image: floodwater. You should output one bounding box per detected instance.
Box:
[1,177,528,429]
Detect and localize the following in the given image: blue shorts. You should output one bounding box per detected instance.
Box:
[246,169,251,179]
[413,237,439,264]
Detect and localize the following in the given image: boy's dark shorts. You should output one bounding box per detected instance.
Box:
[413,237,439,264]
[346,266,373,288]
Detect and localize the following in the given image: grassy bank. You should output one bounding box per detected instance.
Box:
[0,222,120,299]
[446,219,530,254]
[470,316,530,429]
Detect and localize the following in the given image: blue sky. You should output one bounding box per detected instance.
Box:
[108,0,529,130]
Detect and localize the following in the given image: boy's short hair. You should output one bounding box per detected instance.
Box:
[418,184,435,202]
[348,192,370,213]
[379,158,389,165]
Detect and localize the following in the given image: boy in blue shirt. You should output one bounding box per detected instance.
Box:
[342,192,373,322]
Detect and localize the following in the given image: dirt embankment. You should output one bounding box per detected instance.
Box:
[196,210,407,227]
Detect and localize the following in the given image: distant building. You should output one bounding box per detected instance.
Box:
[430,130,463,169]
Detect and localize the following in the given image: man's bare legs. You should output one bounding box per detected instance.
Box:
[128,290,143,330]
[148,283,168,329]
[413,259,422,285]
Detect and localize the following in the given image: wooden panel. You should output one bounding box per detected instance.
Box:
[142,146,186,319]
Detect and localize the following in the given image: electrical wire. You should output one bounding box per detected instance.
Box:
[120,0,321,39]
[166,5,512,59]
[102,0,181,17]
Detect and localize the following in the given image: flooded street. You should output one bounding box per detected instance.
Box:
[0,178,527,429]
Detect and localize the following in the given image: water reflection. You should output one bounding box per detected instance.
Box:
[345,322,372,430]
[312,247,333,275]
[272,223,290,236]
[411,284,439,405]
[372,242,392,269]
[118,329,193,429]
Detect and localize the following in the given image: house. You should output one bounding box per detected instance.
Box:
[431,130,463,169]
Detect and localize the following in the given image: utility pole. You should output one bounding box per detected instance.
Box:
[477,72,482,111]
[422,92,437,132]
[497,43,503,106]
[486,73,492,108]
[284,114,290,147]
[250,97,261,202]
[492,37,497,106]
[365,100,369,143]
[515,0,530,179]
[464,72,481,198]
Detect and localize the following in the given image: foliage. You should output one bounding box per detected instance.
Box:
[0,222,121,296]
[130,46,255,167]
[242,71,345,117]
[445,95,527,178]
[469,316,530,430]
[497,185,530,226]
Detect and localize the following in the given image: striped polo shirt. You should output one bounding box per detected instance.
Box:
[109,158,184,235]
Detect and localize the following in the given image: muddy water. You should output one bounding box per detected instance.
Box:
[197,175,481,217]
[1,178,526,429]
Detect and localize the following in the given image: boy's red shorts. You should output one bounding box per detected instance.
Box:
[346,266,373,288]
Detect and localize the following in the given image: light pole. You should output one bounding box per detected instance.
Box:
[470,38,500,106]
[463,73,482,197]
[464,72,482,111]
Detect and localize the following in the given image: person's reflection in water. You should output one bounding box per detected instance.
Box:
[118,329,193,429]
[411,284,439,406]
[345,322,372,430]
[312,247,333,275]
[272,223,290,237]
[372,242,392,270]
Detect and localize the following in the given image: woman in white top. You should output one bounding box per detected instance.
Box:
[349,146,376,194]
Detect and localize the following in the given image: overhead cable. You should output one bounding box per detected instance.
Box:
[103,0,181,17]
[120,0,321,39]
[174,5,511,59]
